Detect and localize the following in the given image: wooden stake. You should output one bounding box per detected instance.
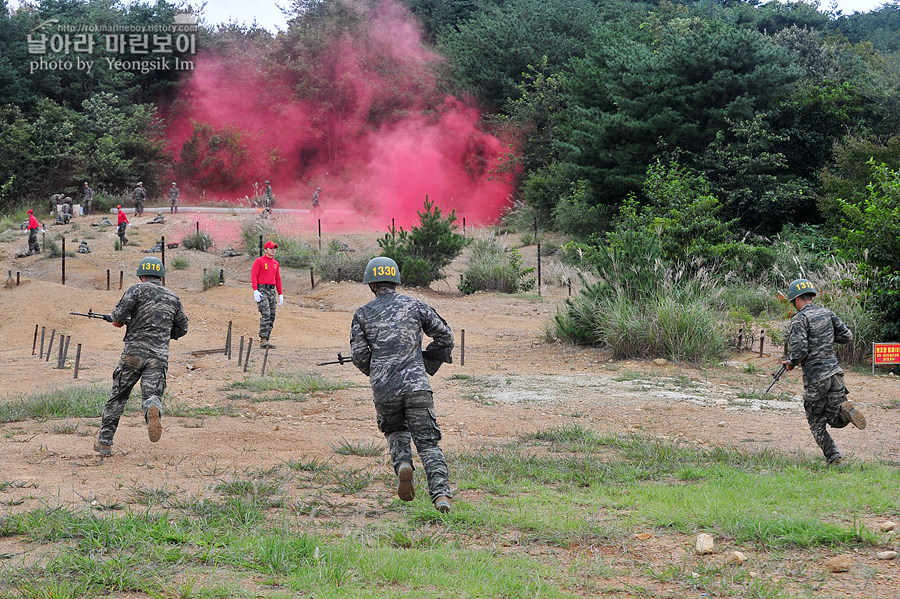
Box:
[39,326,46,359]
[46,329,56,362]
[310,267,315,290]
[237,335,244,367]
[225,321,233,359]
[32,324,38,356]
[759,330,765,358]
[261,345,270,376]
[537,243,542,296]
[243,338,253,372]
[107,269,110,290]
[460,329,465,366]
[61,237,66,285]
[119,270,123,290]
[73,343,82,379]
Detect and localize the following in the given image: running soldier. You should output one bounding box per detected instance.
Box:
[26,209,41,254]
[782,278,866,466]
[94,257,188,456]
[132,182,146,216]
[251,240,283,348]
[169,182,179,214]
[83,182,94,215]
[116,205,129,245]
[350,257,455,513]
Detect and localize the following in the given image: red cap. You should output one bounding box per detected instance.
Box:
[117,205,121,209]
[27,209,33,214]
[264,240,278,249]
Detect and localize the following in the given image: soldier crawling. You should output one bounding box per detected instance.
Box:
[94,257,188,456]
[782,278,866,466]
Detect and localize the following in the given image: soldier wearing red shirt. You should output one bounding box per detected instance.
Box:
[26,209,41,254]
[116,205,129,246]
[251,240,284,348]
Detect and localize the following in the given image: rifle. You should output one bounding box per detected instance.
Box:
[765,363,787,394]
[316,352,353,366]
[70,309,113,322]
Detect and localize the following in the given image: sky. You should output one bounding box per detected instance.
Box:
[199,0,896,32]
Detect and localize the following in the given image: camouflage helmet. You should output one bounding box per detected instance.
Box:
[787,278,816,301]
[137,257,165,278]
[363,257,401,285]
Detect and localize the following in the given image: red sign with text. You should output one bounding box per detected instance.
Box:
[874,343,900,364]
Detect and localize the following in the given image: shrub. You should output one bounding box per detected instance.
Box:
[377,197,469,287]
[314,251,373,282]
[459,236,535,294]
[182,231,214,251]
[170,256,189,270]
[201,268,221,290]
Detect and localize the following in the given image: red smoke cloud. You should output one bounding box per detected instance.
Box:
[166,0,514,228]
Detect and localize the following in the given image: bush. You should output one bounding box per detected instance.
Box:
[459,236,535,294]
[170,256,189,270]
[314,251,373,282]
[377,197,468,287]
[182,231,214,251]
[201,268,221,290]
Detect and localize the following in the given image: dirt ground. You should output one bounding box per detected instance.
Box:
[1,208,898,596]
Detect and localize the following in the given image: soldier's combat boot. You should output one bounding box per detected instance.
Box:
[94,442,113,457]
[841,401,866,430]
[397,462,414,501]
[260,338,276,349]
[147,406,162,442]
[434,496,452,513]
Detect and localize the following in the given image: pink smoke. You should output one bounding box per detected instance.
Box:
[165,0,515,228]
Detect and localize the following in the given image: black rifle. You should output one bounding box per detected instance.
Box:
[316,349,451,369]
[316,352,353,366]
[70,309,113,322]
[765,364,787,394]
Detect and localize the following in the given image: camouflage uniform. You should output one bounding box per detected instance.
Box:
[264,183,274,208]
[350,287,454,500]
[98,279,188,446]
[49,193,63,215]
[169,185,179,214]
[83,185,94,215]
[133,185,146,216]
[117,222,128,245]
[257,285,278,339]
[786,303,854,464]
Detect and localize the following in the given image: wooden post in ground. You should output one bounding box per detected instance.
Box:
[32,324,39,356]
[45,329,56,362]
[73,344,82,379]
[537,243,542,296]
[225,321,233,359]
[61,237,66,285]
[460,329,465,366]
[261,345,270,377]
[759,330,765,358]
[243,338,253,373]
[237,335,244,367]
[119,270,123,290]
[39,326,46,359]
[107,269,110,290]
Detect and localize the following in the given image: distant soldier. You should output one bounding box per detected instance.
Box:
[49,193,63,215]
[92,216,112,227]
[351,257,455,513]
[264,180,274,208]
[782,279,867,466]
[26,209,42,255]
[83,182,94,215]
[149,212,165,224]
[77,240,91,254]
[56,202,72,225]
[64,196,73,217]
[260,206,271,219]
[312,187,322,219]
[116,205,130,245]
[251,240,283,348]
[94,257,188,456]
[132,182,146,216]
[168,182,179,214]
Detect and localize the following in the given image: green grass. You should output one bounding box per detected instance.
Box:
[169,256,189,270]
[226,369,354,401]
[330,437,383,457]
[0,386,124,422]
[2,431,898,598]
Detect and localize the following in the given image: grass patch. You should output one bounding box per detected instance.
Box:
[2,432,898,598]
[330,437,383,457]
[0,386,123,422]
[169,256,189,270]
[227,370,354,401]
